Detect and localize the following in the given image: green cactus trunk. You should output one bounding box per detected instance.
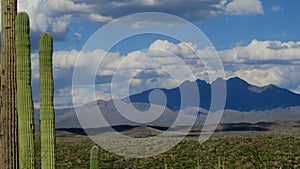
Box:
[0,0,19,168]
[15,12,35,169]
[39,33,55,169]
[90,146,99,169]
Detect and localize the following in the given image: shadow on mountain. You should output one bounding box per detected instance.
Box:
[56,128,87,136]
[254,122,277,126]
[216,123,271,132]
[147,126,169,131]
[57,122,274,137]
[220,126,269,132]
[57,125,138,136]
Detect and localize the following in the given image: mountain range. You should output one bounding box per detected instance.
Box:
[129,77,300,111]
[54,77,300,128]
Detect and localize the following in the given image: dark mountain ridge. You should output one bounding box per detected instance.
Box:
[129,77,300,111]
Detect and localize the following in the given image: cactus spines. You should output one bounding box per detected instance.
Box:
[16,12,35,169]
[0,0,19,168]
[90,146,99,169]
[39,33,55,169]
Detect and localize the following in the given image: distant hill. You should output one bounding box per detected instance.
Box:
[129,77,300,111]
[55,104,300,128]
[55,100,184,128]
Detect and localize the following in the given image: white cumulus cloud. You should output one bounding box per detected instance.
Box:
[225,0,264,16]
[1,0,262,35]
[29,39,300,107]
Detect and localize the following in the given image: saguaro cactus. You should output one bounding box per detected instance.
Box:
[16,12,35,169]
[90,146,99,169]
[0,0,19,168]
[39,33,55,169]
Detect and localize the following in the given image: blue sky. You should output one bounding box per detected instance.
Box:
[51,0,300,52]
[200,1,300,50]
[3,0,300,108]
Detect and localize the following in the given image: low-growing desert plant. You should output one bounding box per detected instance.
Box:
[164,157,168,169]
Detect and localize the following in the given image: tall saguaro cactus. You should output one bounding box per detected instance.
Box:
[39,33,55,169]
[0,0,19,168]
[16,12,35,169]
[90,146,99,169]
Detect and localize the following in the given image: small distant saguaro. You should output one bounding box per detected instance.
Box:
[90,146,99,169]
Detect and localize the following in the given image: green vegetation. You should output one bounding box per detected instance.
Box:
[16,12,35,169]
[39,33,56,169]
[0,0,18,167]
[90,146,99,169]
[31,131,300,169]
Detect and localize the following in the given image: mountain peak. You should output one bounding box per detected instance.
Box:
[195,79,209,84]
[228,77,249,84]
[264,84,278,89]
